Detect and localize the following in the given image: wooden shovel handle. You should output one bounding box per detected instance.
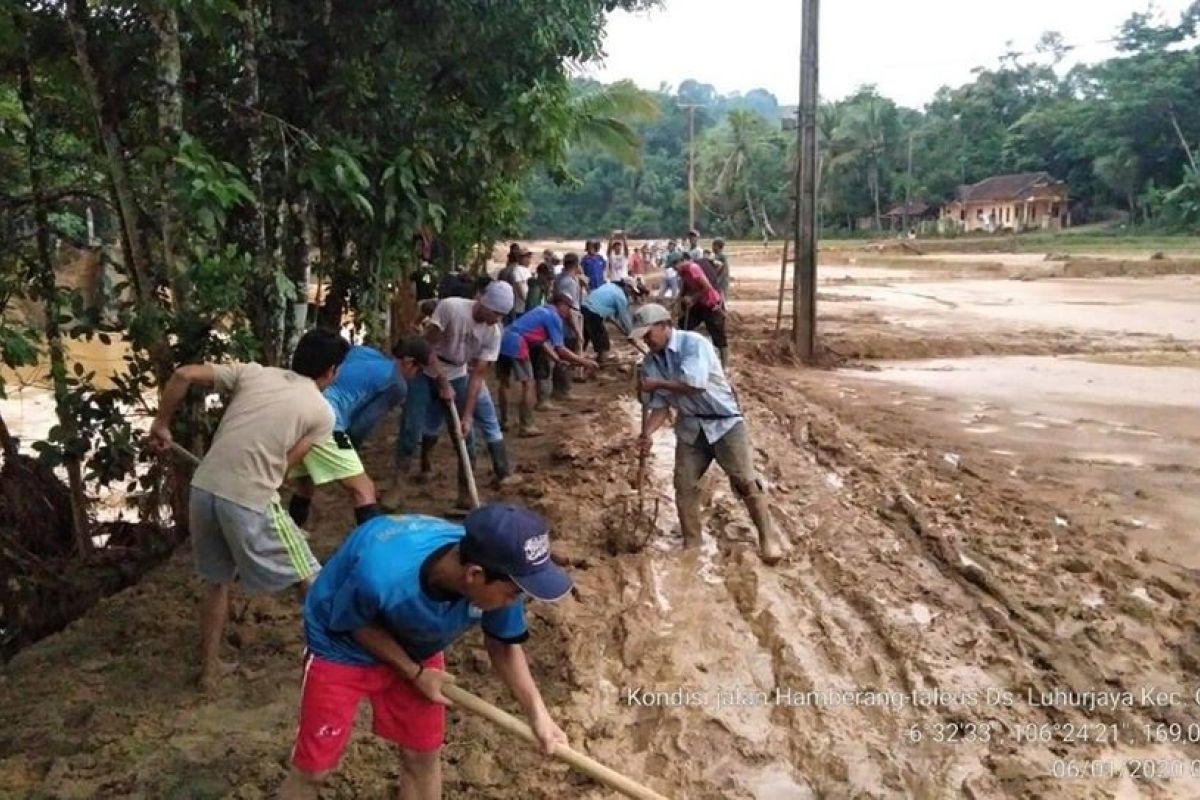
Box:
[442,684,672,800]
[444,398,480,509]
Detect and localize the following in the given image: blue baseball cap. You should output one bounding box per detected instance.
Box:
[460,504,572,602]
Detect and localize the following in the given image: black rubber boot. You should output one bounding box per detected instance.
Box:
[415,435,437,483]
[486,440,518,488]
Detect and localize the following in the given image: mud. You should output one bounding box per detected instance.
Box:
[4,249,1200,798]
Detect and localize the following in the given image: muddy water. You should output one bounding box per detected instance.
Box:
[844,355,1200,568]
[823,276,1200,339]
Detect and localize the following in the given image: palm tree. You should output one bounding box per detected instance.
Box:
[567,81,660,167]
[832,91,891,231]
[712,110,776,239]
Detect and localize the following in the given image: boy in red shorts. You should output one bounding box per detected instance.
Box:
[279,504,572,799]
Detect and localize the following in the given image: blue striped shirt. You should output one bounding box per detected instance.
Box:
[641,330,742,444]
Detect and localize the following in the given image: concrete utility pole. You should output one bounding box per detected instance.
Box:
[903,131,914,234]
[679,103,702,231]
[793,0,819,358]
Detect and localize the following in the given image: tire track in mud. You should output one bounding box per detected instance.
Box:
[733,365,1200,798]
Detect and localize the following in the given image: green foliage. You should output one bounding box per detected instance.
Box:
[529,5,1200,237]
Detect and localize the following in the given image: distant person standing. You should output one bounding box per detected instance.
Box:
[580,240,607,290]
[526,260,554,310]
[497,245,533,320]
[711,238,731,299]
[606,231,630,282]
[663,239,683,269]
[411,262,438,303]
[685,229,703,259]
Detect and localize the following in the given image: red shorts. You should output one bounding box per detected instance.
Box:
[290,652,445,773]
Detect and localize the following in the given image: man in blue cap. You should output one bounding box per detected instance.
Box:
[280,503,572,799]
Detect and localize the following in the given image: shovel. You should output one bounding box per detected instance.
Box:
[444,397,480,513]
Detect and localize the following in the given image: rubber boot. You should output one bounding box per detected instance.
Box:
[744,491,783,565]
[518,405,543,438]
[486,440,519,488]
[552,363,573,399]
[498,390,510,432]
[414,435,437,484]
[676,496,703,549]
[535,379,557,411]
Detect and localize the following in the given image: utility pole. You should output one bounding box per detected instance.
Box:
[793,0,819,359]
[903,131,914,234]
[679,103,701,231]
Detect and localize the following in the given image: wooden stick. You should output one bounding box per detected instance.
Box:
[443,684,672,800]
[444,399,480,509]
[774,237,790,333]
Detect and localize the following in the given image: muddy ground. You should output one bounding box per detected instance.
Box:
[4,244,1200,798]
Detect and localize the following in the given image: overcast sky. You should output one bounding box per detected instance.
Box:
[586,0,1195,109]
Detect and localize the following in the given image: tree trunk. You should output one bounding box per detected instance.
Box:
[241,0,279,363]
[870,159,882,232]
[0,408,18,464]
[16,22,92,556]
[1168,109,1198,172]
[64,0,155,308]
[149,4,187,309]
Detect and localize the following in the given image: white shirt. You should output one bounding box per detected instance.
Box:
[607,255,629,282]
[427,298,500,380]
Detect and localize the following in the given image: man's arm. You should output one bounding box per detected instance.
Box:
[461,358,490,433]
[285,433,324,468]
[485,637,567,754]
[641,377,706,396]
[353,624,454,705]
[422,319,455,401]
[550,341,596,369]
[149,364,218,450]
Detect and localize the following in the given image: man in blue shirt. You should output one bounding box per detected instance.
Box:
[280,504,572,800]
[497,295,597,437]
[581,278,645,364]
[580,239,607,290]
[631,304,783,564]
[288,338,430,528]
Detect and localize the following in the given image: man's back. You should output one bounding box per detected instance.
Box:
[304,515,526,665]
[322,346,400,431]
[193,363,334,512]
[428,297,500,379]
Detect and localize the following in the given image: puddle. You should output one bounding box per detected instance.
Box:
[846,356,1200,410]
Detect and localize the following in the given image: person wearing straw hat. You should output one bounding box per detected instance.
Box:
[630,303,783,564]
[280,503,572,800]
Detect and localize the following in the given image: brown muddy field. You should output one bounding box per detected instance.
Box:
[4,243,1200,798]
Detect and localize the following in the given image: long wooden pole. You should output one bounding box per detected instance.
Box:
[774,237,790,334]
[163,439,672,797]
[443,685,671,800]
[793,0,820,360]
[444,399,480,508]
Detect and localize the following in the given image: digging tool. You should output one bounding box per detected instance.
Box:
[442,391,671,800]
[443,683,671,800]
[444,397,480,511]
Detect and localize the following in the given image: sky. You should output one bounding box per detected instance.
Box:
[586,0,1196,109]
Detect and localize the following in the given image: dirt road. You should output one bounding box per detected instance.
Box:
[3,245,1200,798]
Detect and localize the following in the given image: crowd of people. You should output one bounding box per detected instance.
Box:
[147,230,782,799]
